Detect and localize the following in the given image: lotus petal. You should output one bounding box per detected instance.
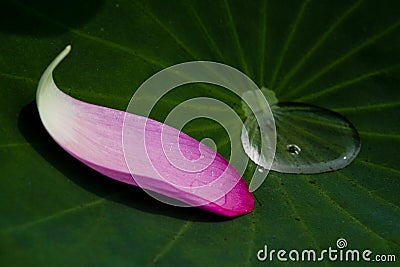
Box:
[36,46,254,217]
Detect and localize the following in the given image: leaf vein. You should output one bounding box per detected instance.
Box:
[296,64,400,102]
[184,1,225,61]
[304,176,394,249]
[147,219,193,266]
[276,0,364,94]
[276,176,320,249]
[333,101,400,113]
[0,193,125,235]
[222,0,251,75]
[259,0,268,87]
[133,1,200,60]
[270,0,310,90]
[282,19,400,99]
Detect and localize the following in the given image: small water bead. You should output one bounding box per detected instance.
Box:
[286,144,301,155]
[257,167,265,173]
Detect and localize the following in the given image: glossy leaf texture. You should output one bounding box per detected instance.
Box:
[1,0,399,266]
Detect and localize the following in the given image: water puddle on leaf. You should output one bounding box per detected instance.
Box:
[241,88,361,174]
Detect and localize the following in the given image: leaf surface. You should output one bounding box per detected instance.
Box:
[0,0,399,266]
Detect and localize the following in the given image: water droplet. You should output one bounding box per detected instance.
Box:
[257,167,265,173]
[286,144,301,155]
[241,89,361,174]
